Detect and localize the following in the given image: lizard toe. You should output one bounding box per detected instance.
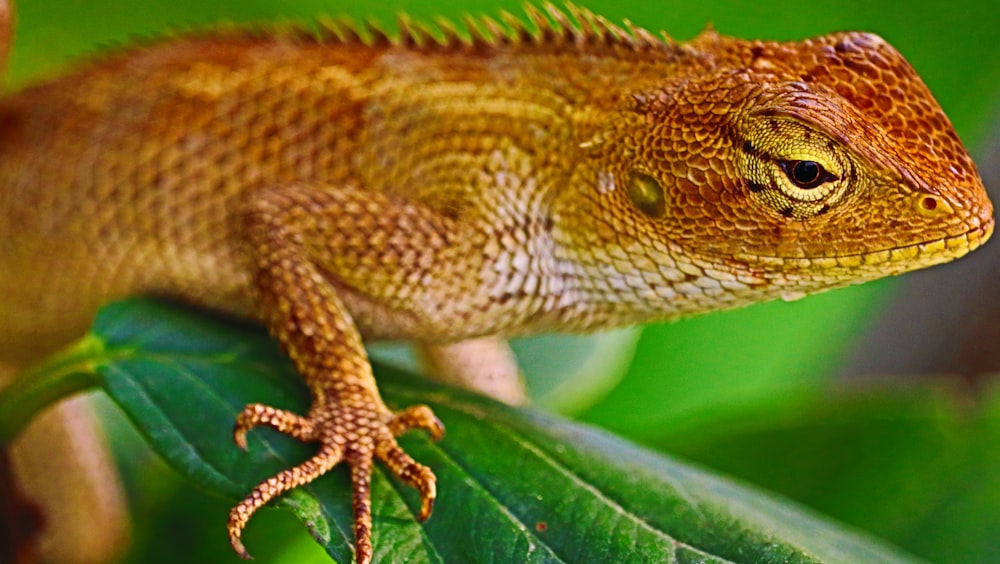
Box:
[233,403,315,450]
[387,404,444,441]
[227,442,343,558]
[375,436,438,520]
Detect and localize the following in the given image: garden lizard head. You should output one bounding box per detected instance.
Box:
[575,29,993,311]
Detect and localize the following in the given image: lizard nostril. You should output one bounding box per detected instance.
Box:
[915,194,953,216]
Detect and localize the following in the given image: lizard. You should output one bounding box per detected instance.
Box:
[0,2,993,562]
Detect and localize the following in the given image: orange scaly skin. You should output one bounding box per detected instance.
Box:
[0,3,993,562]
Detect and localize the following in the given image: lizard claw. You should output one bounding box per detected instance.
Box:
[226,401,443,564]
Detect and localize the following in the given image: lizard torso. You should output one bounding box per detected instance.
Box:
[0,23,675,358]
[0,6,992,562]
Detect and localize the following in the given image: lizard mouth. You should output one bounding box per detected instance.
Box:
[738,220,994,301]
[732,219,993,271]
[884,218,994,265]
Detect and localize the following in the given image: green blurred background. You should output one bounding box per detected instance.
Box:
[9,0,999,562]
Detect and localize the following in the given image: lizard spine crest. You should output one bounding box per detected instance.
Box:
[305,3,679,54]
[130,3,685,58]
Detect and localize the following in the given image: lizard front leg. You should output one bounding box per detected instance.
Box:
[228,185,449,563]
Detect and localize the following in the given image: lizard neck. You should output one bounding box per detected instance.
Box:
[543,109,770,332]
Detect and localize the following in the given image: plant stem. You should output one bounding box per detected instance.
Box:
[0,335,104,444]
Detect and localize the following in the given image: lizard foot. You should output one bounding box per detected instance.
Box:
[227,402,444,563]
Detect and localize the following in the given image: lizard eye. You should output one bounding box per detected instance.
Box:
[736,115,853,218]
[779,160,838,189]
[771,157,842,205]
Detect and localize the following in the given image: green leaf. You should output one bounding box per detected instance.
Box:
[654,381,1000,564]
[1,299,921,563]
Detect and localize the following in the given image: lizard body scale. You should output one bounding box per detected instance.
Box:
[0,3,992,562]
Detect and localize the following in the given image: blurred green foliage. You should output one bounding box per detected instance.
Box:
[9,0,999,562]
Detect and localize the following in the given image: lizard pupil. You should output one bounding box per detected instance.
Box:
[789,160,823,188]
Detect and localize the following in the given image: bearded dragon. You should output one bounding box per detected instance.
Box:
[0,2,992,562]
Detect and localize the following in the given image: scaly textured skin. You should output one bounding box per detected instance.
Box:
[0,4,992,562]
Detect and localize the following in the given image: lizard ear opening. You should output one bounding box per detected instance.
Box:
[626,170,666,219]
